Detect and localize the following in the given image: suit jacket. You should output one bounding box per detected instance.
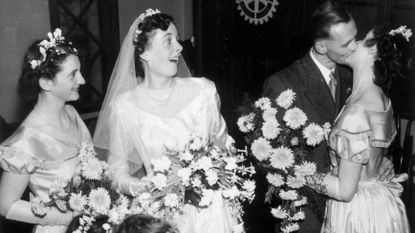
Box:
[263,52,352,172]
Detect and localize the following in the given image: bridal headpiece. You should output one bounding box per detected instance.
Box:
[29,28,78,70]
[133,8,162,42]
[389,25,412,42]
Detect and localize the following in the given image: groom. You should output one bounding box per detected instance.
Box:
[263,1,355,232]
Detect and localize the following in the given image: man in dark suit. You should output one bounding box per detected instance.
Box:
[262,1,355,232]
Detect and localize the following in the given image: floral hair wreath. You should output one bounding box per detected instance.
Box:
[389,25,412,42]
[29,28,78,70]
[133,8,162,42]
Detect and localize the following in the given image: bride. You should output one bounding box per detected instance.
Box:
[94,9,235,233]
[305,25,411,233]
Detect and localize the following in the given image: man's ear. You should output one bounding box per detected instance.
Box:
[39,77,53,92]
[314,40,327,54]
[369,45,377,56]
[139,52,149,62]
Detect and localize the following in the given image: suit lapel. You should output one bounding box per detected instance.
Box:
[299,54,336,123]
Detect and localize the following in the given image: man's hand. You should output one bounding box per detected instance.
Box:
[376,157,395,182]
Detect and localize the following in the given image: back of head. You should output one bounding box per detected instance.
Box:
[66,214,110,233]
[18,29,78,106]
[364,25,412,98]
[114,214,178,233]
[309,0,353,42]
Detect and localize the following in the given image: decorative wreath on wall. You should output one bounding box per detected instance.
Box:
[236,0,279,25]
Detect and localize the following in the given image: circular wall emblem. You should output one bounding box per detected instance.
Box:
[236,0,279,25]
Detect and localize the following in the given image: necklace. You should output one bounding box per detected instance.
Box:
[142,80,177,105]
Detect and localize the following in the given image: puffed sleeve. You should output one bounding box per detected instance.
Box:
[0,146,39,174]
[329,107,371,164]
[202,78,228,148]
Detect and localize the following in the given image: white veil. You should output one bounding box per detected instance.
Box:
[93,14,191,152]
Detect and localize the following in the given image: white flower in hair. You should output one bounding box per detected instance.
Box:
[389,25,412,41]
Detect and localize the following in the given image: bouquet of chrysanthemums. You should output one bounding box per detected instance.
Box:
[148,133,256,231]
[31,143,129,231]
[237,89,331,233]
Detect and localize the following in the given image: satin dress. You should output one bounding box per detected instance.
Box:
[106,77,235,233]
[0,105,92,233]
[322,101,410,233]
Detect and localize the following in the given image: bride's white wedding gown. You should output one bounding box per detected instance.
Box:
[105,77,235,233]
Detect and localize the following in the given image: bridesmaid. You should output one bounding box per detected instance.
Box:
[0,29,91,233]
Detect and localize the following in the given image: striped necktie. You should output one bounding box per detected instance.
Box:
[329,72,337,101]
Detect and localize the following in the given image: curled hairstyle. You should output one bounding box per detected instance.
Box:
[65,215,110,233]
[18,38,78,106]
[114,214,178,233]
[364,26,411,98]
[133,13,175,78]
[309,0,353,42]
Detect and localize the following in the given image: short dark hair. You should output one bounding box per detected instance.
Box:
[133,13,175,78]
[309,0,353,42]
[114,214,178,233]
[364,25,411,98]
[66,215,110,233]
[18,37,78,106]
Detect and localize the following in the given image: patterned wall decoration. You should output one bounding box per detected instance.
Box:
[236,0,279,25]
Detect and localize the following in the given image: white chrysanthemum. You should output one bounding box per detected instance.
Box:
[251,137,272,161]
[82,157,103,180]
[323,122,332,140]
[190,136,204,151]
[68,193,86,212]
[289,211,305,221]
[191,176,202,188]
[237,113,255,133]
[263,107,277,121]
[224,157,238,170]
[164,193,180,208]
[89,188,111,214]
[151,156,172,172]
[242,180,256,193]
[151,173,168,190]
[222,185,240,199]
[262,120,281,140]
[283,107,308,129]
[294,161,317,177]
[279,190,298,200]
[294,196,308,207]
[232,223,245,233]
[180,150,194,161]
[276,89,296,109]
[206,170,219,186]
[269,147,294,170]
[286,176,305,189]
[199,189,215,207]
[177,167,192,185]
[266,173,285,187]
[197,156,213,171]
[138,192,152,208]
[303,123,325,146]
[255,97,271,110]
[281,223,300,233]
[270,206,288,219]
